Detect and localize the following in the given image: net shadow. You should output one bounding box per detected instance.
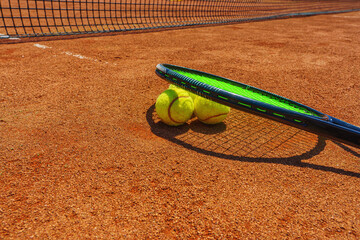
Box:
[146,104,360,178]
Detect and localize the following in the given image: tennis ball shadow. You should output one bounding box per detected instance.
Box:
[150,116,191,138]
[148,106,227,138]
[188,120,227,135]
[146,104,359,178]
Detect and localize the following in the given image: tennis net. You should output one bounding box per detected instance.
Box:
[1,0,359,39]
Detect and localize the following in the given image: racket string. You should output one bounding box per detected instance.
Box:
[171,68,322,118]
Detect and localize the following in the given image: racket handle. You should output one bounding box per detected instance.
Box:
[322,116,360,148]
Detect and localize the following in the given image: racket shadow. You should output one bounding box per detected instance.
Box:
[146,105,360,178]
[332,142,360,158]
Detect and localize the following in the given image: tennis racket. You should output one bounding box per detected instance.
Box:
[155,63,360,149]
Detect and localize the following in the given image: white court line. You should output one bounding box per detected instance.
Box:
[33,43,113,65]
[0,33,20,40]
[34,43,51,49]
[332,15,360,18]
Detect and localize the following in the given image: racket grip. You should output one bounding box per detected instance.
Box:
[330,117,360,133]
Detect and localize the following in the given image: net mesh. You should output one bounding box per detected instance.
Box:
[0,0,359,39]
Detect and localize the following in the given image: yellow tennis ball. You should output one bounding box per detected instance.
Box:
[155,89,194,126]
[168,84,197,101]
[194,96,230,124]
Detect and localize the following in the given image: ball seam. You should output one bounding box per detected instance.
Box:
[199,113,228,122]
[168,96,190,124]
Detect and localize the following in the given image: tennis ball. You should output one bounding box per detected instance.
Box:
[169,84,197,101]
[155,89,194,126]
[194,96,230,124]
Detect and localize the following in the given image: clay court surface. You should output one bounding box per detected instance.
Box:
[1,11,360,239]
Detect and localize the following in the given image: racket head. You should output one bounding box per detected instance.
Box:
[156,63,326,126]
